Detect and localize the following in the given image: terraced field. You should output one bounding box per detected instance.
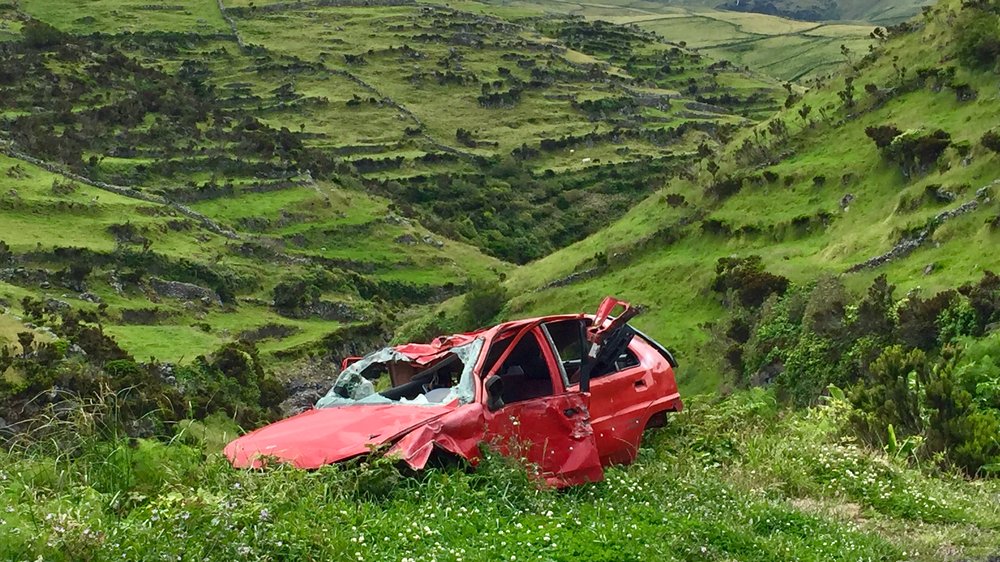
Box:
[0,0,781,364]
[466,0,879,81]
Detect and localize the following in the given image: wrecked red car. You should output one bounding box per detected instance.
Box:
[224,297,682,486]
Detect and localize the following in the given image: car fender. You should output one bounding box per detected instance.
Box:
[387,404,487,469]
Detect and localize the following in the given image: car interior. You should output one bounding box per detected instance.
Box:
[544,319,640,385]
[377,355,462,402]
[482,330,555,406]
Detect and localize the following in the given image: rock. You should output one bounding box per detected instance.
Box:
[421,234,444,248]
[394,233,418,245]
[923,263,936,275]
[149,277,222,305]
[384,213,411,226]
[840,193,855,210]
[79,292,102,304]
[44,298,71,311]
[280,379,334,417]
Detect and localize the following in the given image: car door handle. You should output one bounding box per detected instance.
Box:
[633,378,647,388]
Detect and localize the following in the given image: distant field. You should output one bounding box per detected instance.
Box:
[19,0,228,33]
[472,0,877,81]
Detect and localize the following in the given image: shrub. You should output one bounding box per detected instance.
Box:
[958,270,1000,333]
[705,176,743,200]
[801,277,850,342]
[882,129,952,176]
[22,19,65,48]
[924,342,1000,475]
[849,346,928,446]
[865,124,902,149]
[742,290,805,378]
[937,298,978,345]
[174,342,284,426]
[954,8,1000,69]
[462,277,508,329]
[778,333,838,406]
[897,290,958,350]
[981,129,1000,154]
[711,255,790,309]
[851,275,896,341]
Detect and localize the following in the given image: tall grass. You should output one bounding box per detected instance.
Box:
[2,388,997,561]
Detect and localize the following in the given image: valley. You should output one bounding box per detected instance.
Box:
[1,0,999,559]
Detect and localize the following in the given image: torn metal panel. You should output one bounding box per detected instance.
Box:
[224,404,453,469]
[387,404,487,469]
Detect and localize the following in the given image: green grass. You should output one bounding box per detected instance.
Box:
[2,389,997,560]
[19,0,229,34]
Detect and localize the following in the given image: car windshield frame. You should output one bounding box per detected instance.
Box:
[315,338,485,408]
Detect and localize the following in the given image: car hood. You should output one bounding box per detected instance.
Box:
[224,404,454,469]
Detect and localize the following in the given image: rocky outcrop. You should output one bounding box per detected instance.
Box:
[149,278,222,305]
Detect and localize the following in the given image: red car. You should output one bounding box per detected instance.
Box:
[225,297,682,487]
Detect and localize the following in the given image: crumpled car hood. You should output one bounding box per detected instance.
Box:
[224,404,453,469]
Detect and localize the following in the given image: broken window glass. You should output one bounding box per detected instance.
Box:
[315,338,484,408]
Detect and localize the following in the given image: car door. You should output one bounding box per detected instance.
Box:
[544,317,652,465]
[481,324,604,487]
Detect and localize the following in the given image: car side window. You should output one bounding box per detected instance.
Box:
[544,319,586,383]
[545,319,641,384]
[491,329,556,405]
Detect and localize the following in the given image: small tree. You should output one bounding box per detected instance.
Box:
[17,331,35,358]
[797,104,812,125]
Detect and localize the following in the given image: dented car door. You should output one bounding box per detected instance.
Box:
[481,324,604,487]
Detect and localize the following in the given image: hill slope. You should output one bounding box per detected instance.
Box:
[433,0,1000,395]
[659,0,932,23]
[0,0,781,363]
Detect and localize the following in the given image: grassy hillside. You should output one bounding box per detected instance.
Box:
[2,0,1000,560]
[422,0,1000,397]
[0,0,781,364]
[3,387,999,561]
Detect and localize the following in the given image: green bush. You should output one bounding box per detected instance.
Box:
[711,255,790,309]
[982,129,1000,154]
[462,276,508,329]
[777,333,838,406]
[175,342,285,427]
[955,7,1000,69]
[740,290,805,378]
[924,342,1000,475]
[849,346,928,446]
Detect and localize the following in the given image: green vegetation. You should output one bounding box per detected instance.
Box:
[0,0,789,366]
[2,0,1000,558]
[2,387,998,561]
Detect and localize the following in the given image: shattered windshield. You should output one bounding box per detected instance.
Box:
[315,338,484,408]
